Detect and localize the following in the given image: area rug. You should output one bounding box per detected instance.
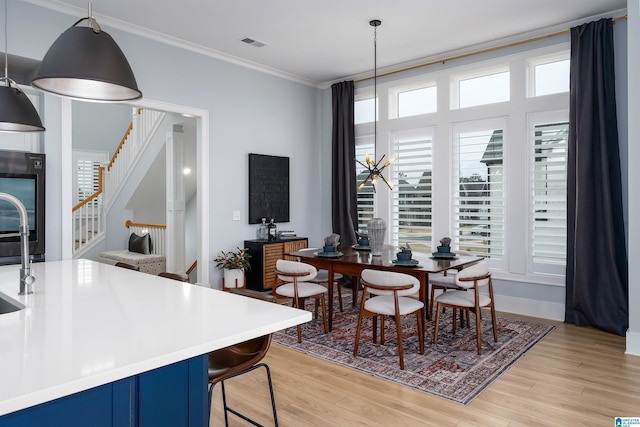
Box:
[273,294,555,405]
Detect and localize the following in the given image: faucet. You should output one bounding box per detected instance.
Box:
[0,193,35,294]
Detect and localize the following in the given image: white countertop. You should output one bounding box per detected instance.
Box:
[0,259,310,416]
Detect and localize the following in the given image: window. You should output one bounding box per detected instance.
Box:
[355,135,375,232]
[453,121,505,265]
[529,54,570,97]
[454,68,510,109]
[73,150,107,206]
[529,113,568,274]
[354,45,569,284]
[396,86,437,118]
[355,97,377,124]
[391,128,434,251]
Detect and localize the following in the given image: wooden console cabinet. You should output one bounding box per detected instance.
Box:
[244,238,308,291]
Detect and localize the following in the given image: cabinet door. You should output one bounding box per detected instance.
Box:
[262,243,284,290]
[283,240,308,259]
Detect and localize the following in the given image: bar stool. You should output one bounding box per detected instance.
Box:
[208,288,279,426]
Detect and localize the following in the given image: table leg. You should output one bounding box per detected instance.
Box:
[327,267,334,332]
[352,276,358,308]
[420,272,430,323]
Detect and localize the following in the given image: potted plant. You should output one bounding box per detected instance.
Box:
[214,247,251,289]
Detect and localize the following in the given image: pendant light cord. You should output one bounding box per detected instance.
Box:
[370,20,380,149]
[4,0,8,83]
[374,23,377,148]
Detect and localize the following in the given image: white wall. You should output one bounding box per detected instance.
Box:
[7,1,324,288]
[72,102,132,154]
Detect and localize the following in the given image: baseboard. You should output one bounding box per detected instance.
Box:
[494,294,565,321]
[626,331,640,356]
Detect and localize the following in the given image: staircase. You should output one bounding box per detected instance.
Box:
[73,108,166,257]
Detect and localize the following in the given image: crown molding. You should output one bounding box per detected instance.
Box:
[22,0,321,88]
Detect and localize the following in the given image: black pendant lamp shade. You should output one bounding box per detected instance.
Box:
[32,18,142,102]
[0,80,45,132]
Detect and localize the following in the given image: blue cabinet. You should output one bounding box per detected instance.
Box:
[0,355,208,427]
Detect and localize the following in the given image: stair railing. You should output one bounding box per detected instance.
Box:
[72,166,105,253]
[125,219,166,255]
[103,108,165,208]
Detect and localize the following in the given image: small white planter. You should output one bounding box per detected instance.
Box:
[223,269,245,289]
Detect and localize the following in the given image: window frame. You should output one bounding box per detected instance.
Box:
[354,43,569,286]
[527,51,571,98]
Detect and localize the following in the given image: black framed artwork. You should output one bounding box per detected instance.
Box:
[248,153,290,224]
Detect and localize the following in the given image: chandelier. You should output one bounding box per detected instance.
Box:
[357,19,395,192]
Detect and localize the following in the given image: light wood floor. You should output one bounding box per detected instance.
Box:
[209,314,640,426]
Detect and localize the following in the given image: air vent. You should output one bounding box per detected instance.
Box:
[241,37,266,48]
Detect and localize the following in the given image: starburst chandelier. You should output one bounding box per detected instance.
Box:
[356,19,396,193]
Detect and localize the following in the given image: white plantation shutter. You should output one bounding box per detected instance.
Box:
[453,120,505,266]
[356,135,375,233]
[73,151,107,205]
[530,113,568,273]
[391,128,434,251]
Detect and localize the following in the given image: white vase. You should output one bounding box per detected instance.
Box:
[367,218,386,256]
[223,269,244,289]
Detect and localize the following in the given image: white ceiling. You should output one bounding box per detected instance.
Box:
[25,0,626,86]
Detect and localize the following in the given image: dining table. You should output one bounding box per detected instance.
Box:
[287,244,481,331]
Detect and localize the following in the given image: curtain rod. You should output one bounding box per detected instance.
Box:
[356,15,627,83]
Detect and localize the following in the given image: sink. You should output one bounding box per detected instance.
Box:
[0,292,24,314]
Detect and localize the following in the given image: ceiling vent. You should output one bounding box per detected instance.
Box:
[241,37,266,48]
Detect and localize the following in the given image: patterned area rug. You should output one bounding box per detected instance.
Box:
[273,293,555,405]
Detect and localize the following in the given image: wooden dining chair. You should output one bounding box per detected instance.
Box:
[274,259,328,343]
[428,249,477,320]
[433,260,498,355]
[309,269,344,312]
[354,269,424,370]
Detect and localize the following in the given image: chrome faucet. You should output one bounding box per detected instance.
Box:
[0,193,35,294]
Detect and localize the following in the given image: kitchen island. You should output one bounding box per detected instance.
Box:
[0,259,310,426]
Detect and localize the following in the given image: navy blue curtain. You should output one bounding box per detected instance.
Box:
[331,81,358,246]
[565,18,628,335]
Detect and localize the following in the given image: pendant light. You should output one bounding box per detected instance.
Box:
[31,2,142,102]
[357,19,395,192]
[0,0,45,132]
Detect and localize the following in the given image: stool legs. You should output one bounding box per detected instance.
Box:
[208,362,278,427]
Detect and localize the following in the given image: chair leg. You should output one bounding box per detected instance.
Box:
[490,305,498,342]
[395,310,405,370]
[353,293,366,357]
[474,307,482,355]
[216,363,279,427]
[416,311,425,355]
[336,280,343,312]
[320,294,328,334]
[429,285,435,320]
[221,380,230,426]
[433,302,441,344]
[379,315,385,345]
[372,314,378,343]
[292,296,303,343]
[452,307,458,334]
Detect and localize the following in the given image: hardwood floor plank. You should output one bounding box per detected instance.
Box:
[209,317,640,426]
